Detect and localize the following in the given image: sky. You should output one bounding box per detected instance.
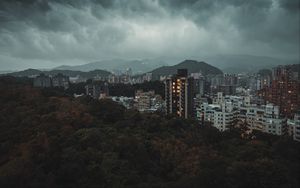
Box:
[0,0,299,70]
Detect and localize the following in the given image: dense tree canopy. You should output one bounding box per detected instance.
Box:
[109,81,165,98]
[0,76,299,188]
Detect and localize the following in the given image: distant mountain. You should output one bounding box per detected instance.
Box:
[0,70,14,74]
[5,69,111,78]
[55,59,167,74]
[257,69,273,77]
[150,60,223,80]
[7,68,43,77]
[201,55,298,73]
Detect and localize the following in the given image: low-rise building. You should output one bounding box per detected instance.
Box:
[111,96,134,109]
[134,90,164,112]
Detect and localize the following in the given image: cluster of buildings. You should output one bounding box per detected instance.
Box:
[85,81,109,99]
[164,66,300,142]
[164,69,239,119]
[83,80,164,112]
[134,90,164,112]
[33,73,70,89]
[197,93,286,135]
[108,72,153,84]
[109,90,164,112]
[258,65,299,118]
[197,93,239,132]
[33,64,299,141]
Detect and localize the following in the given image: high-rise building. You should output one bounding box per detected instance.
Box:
[52,73,70,89]
[217,74,238,95]
[165,69,194,119]
[258,65,300,118]
[190,73,205,97]
[33,73,52,88]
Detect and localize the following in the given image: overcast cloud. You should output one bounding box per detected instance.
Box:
[0,0,299,70]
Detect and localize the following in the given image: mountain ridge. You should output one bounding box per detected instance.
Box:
[201,54,298,73]
[54,59,167,74]
[4,68,112,78]
[150,60,223,80]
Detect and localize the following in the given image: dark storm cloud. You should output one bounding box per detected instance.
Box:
[278,0,300,12]
[0,0,299,70]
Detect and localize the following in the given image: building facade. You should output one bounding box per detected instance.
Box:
[85,82,109,99]
[52,73,70,89]
[33,73,52,88]
[258,65,300,118]
[165,69,194,119]
[288,111,300,142]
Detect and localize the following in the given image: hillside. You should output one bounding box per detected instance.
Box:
[5,69,112,78]
[0,77,299,188]
[258,69,273,77]
[150,60,223,80]
[55,59,167,74]
[201,55,298,73]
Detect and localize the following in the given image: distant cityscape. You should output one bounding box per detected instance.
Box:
[10,61,299,142]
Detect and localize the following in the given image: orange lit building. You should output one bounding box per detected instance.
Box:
[165,69,194,119]
[258,65,300,118]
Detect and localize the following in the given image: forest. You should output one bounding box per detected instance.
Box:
[0,76,299,188]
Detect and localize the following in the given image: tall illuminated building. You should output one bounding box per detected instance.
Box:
[258,64,300,118]
[165,69,194,119]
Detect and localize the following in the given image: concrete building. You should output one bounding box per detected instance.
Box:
[196,92,239,131]
[143,73,153,82]
[135,90,154,112]
[52,73,70,89]
[33,73,52,88]
[197,91,286,135]
[134,90,164,112]
[197,101,238,132]
[288,111,300,142]
[165,69,194,119]
[239,103,285,135]
[258,64,300,118]
[85,82,109,99]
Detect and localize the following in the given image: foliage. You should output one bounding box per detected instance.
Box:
[0,77,299,188]
[109,81,165,98]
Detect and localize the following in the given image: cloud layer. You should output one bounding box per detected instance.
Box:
[0,0,299,70]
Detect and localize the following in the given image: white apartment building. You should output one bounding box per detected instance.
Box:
[239,103,285,135]
[287,111,300,142]
[197,101,238,132]
[198,92,285,135]
[263,104,284,135]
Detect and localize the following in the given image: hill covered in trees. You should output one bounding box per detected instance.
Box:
[4,69,111,78]
[0,76,299,188]
[150,60,223,80]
